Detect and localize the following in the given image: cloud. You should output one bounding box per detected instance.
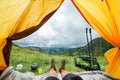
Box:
[13,0,100,48]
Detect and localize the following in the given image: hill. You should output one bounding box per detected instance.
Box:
[10,45,84,73]
[74,37,114,56]
[21,37,113,56]
[10,45,107,74]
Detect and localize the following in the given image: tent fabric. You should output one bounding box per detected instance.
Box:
[0,0,64,71]
[72,0,120,79]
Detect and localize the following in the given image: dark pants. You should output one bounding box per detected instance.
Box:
[45,76,59,80]
[45,73,83,80]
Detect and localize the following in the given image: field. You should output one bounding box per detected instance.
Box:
[10,45,108,74]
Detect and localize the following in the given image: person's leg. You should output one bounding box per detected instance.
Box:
[45,59,59,80]
[45,69,59,80]
[59,60,69,78]
[51,59,56,71]
[48,69,58,78]
[59,60,83,80]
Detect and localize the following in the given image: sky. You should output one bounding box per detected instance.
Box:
[13,0,100,48]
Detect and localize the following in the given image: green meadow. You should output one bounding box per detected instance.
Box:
[10,45,108,74]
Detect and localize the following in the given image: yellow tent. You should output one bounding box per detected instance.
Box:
[72,0,120,79]
[0,0,64,71]
[1,0,120,79]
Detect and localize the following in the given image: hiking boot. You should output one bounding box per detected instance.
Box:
[51,59,56,71]
[59,60,66,73]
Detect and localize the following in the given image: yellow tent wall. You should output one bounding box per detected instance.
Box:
[1,0,119,79]
[0,0,64,71]
[72,0,120,79]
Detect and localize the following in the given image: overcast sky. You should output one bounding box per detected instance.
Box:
[13,0,100,48]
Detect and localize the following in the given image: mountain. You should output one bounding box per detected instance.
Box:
[13,37,113,56]
[74,37,114,56]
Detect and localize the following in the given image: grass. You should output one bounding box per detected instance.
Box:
[10,45,108,74]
